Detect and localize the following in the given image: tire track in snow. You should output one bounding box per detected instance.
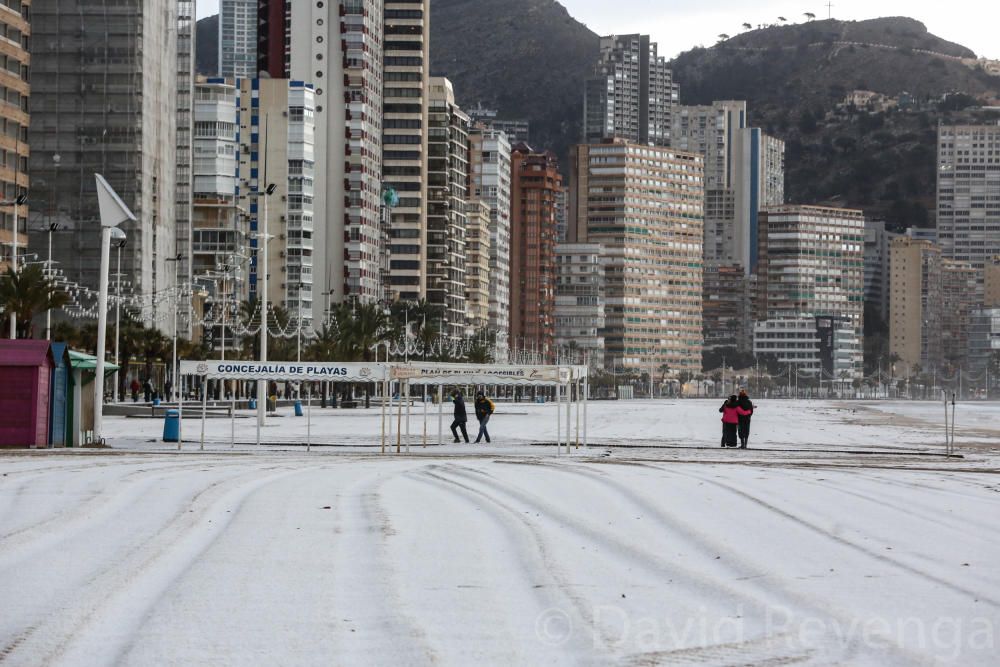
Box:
[669,467,1000,610]
[408,463,618,662]
[511,460,937,665]
[0,463,297,665]
[424,463,848,662]
[792,473,1000,548]
[327,466,438,665]
[0,459,246,545]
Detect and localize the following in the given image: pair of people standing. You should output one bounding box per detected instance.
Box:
[720,389,754,448]
[450,391,495,444]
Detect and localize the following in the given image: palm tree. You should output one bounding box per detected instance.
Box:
[0,264,70,339]
[804,12,816,21]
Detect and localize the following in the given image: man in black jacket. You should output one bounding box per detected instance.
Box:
[737,389,754,449]
[474,392,495,443]
[450,391,469,443]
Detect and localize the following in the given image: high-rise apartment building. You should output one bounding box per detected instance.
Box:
[261,0,385,321]
[703,265,753,353]
[583,34,678,146]
[468,128,512,338]
[383,0,430,302]
[256,0,288,78]
[889,237,943,375]
[0,0,29,273]
[941,258,978,369]
[986,256,1000,307]
[510,146,561,359]
[176,0,196,329]
[427,78,469,340]
[757,205,865,377]
[237,79,316,328]
[554,243,607,369]
[28,0,178,328]
[671,102,784,271]
[464,200,491,333]
[219,0,257,78]
[569,140,705,373]
[937,123,1000,292]
[864,219,895,323]
[192,78,247,350]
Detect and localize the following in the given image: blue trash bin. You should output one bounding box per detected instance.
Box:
[294,400,303,417]
[152,398,161,407]
[248,398,257,410]
[162,409,180,442]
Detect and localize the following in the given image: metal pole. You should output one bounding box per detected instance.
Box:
[9,193,17,338]
[200,376,207,451]
[172,259,179,403]
[422,383,428,447]
[565,380,572,454]
[258,116,271,429]
[583,375,589,448]
[113,244,122,403]
[575,379,580,448]
[93,226,113,442]
[231,391,235,449]
[556,382,561,455]
[306,384,312,452]
[221,272,227,361]
[437,382,443,446]
[177,372,184,451]
[380,377,388,454]
[396,380,403,453]
[405,379,411,453]
[45,226,53,340]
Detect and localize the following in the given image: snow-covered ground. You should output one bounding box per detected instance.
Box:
[2,400,999,665]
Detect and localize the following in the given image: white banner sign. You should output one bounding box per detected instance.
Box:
[179,360,386,381]
[391,363,569,383]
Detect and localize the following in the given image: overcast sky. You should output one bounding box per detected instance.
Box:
[196,1,997,59]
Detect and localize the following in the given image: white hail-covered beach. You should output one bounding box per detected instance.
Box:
[1,400,998,665]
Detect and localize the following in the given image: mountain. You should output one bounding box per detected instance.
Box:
[670,17,1000,226]
[196,14,219,76]
[430,0,599,157]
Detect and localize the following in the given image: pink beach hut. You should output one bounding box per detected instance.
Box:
[0,340,55,448]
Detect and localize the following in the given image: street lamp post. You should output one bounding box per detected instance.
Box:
[111,227,127,403]
[166,253,183,402]
[256,182,276,427]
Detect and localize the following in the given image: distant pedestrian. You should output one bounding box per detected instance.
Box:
[142,378,152,403]
[719,395,749,448]
[737,388,755,448]
[130,378,141,403]
[450,391,469,443]
[473,391,495,444]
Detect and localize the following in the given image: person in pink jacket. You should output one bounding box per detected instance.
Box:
[719,395,750,448]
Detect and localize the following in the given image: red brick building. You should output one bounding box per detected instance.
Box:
[510,145,562,361]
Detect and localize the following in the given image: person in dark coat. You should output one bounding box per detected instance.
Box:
[450,391,469,443]
[473,392,495,443]
[142,378,153,403]
[719,395,747,448]
[737,388,755,449]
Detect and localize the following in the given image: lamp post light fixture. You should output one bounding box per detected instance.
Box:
[253,181,276,428]
[165,253,184,402]
[110,227,127,402]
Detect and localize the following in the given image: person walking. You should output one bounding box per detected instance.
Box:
[130,378,141,403]
[719,395,746,448]
[473,391,495,444]
[736,388,755,449]
[142,378,153,403]
[450,391,470,443]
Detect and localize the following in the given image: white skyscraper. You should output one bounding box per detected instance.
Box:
[468,128,513,339]
[219,0,257,78]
